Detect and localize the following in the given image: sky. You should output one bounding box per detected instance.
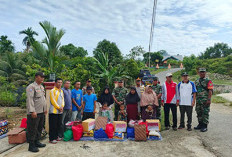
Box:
[0,0,232,56]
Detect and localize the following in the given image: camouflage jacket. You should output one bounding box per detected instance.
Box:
[112,87,128,103]
[152,84,162,99]
[195,78,213,101]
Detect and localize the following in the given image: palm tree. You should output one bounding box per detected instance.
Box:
[93,51,129,88]
[32,21,65,73]
[19,27,38,52]
[0,52,27,85]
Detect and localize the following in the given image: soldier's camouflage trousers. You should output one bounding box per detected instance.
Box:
[195,100,210,124]
[155,99,161,121]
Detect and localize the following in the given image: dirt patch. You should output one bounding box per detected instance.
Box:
[0,107,27,130]
[2,130,216,157]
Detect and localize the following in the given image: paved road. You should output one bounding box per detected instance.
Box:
[2,69,232,157]
[155,68,182,84]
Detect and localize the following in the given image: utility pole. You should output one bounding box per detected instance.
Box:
[148,0,157,67]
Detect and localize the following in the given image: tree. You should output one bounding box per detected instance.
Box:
[0,52,27,85]
[158,50,169,56]
[59,43,88,58]
[93,51,129,89]
[0,35,15,55]
[199,43,232,59]
[93,39,123,66]
[32,21,65,72]
[19,27,38,52]
[128,46,146,59]
[143,52,163,65]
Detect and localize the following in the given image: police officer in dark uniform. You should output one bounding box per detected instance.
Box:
[26,72,47,152]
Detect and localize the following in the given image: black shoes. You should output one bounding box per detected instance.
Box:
[200,124,208,132]
[194,123,202,130]
[173,127,177,131]
[187,127,192,131]
[28,143,39,153]
[178,125,185,129]
[35,141,46,148]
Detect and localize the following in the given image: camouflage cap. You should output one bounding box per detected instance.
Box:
[118,79,123,83]
[182,72,188,76]
[199,68,206,72]
[153,77,158,81]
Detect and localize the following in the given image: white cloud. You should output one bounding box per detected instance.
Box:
[0,0,231,56]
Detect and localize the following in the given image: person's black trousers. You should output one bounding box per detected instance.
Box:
[164,103,177,128]
[82,112,95,121]
[27,113,44,143]
[179,105,193,128]
[49,114,62,141]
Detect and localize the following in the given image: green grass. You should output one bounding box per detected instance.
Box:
[172,71,232,86]
[211,80,232,86]
[150,68,168,75]
[212,95,231,103]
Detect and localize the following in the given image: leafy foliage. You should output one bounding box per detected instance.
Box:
[60,43,88,58]
[199,43,232,59]
[0,35,15,55]
[19,27,38,52]
[93,39,123,66]
[32,21,65,72]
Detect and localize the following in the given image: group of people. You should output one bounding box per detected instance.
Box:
[25,67,213,153]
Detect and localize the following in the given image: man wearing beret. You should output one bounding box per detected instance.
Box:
[112,80,128,121]
[194,68,213,132]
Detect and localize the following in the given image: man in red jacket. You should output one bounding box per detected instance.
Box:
[161,73,179,131]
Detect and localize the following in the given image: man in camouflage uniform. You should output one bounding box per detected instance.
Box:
[194,68,213,132]
[151,77,162,121]
[112,80,128,121]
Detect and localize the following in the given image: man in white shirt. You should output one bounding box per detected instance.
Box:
[177,72,197,131]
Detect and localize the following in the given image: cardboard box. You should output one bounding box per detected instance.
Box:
[82,119,95,132]
[146,119,160,131]
[113,121,127,132]
[7,128,26,144]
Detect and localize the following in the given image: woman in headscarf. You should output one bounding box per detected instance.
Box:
[140,85,158,121]
[98,86,114,121]
[126,87,140,122]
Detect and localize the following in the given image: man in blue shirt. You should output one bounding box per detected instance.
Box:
[60,80,72,137]
[177,72,197,131]
[71,81,83,121]
[82,86,97,121]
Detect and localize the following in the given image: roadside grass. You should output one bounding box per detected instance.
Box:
[211,80,232,86]
[150,68,168,75]
[212,95,230,103]
[172,70,232,86]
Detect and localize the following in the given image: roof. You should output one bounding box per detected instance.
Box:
[162,54,183,61]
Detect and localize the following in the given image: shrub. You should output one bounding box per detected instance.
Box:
[0,91,16,106]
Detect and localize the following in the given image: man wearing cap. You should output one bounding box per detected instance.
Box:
[26,72,47,152]
[151,77,162,121]
[194,68,213,132]
[135,77,145,116]
[112,80,128,121]
[161,73,179,131]
[82,79,95,95]
[177,72,197,131]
